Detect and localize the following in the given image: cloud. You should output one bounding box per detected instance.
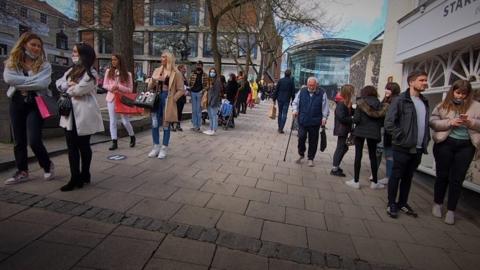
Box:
[294,31,325,44]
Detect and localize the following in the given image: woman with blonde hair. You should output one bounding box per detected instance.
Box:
[330,84,354,177]
[430,79,480,224]
[103,53,136,150]
[147,51,185,158]
[3,32,54,185]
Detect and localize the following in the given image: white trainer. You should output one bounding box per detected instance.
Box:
[345,179,360,189]
[444,210,455,225]
[370,182,385,189]
[5,171,29,185]
[203,130,215,136]
[432,204,442,218]
[148,144,161,158]
[44,162,55,181]
[157,145,168,159]
[378,177,389,185]
[307,160,314,167]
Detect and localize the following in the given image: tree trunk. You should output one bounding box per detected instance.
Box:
[112,0,134,75]
[207,10,222,72]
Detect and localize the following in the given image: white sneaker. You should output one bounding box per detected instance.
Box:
[148,144,161,158]
[5,171,29,185]
[157,145,168,159]
[307,160,314,167]
[378,177,389,185]
[444,210,455,225]
[202,130,215,136]
[370,182,385,189]
[432,204,442,218]
[296,156,304,164]
[43,162,55,181]
[345,179,360,189]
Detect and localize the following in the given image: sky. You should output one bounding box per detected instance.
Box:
[46,0,387,44]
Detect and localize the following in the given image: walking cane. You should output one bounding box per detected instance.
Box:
[283,117,296,162]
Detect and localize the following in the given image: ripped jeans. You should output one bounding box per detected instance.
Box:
[151,92,170,146]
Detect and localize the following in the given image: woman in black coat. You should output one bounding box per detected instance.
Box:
[226,73,239,125]
[331,84,355,177]
[346,85,388,190]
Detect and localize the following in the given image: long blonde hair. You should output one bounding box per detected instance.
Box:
[161,50,178,74]
[340,84,354,106]
[4,32,46,74]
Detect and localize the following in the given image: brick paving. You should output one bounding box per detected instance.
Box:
[0,102,479,269]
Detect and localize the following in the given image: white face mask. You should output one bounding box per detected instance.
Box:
[71,56,80,64]
[24,49,38,60]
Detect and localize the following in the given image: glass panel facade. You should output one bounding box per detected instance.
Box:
[133,32,144,55]
[150,0,199,26]
[149,32,198,58]
[203,33,257,59]
[98,31,113,54]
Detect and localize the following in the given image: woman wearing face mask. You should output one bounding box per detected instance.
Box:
[203,67,222,135]
[103,53,136,150]
[430,80,480,224]
[147,51,185,158]
[3,32,54,185]
[56,43,104,191]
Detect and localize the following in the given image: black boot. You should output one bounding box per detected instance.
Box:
[109,139,118,151]
[176,123,183,131]
[82,172,91,184]
[60,180,77,192]
[171,123,177,132]
[130,136,136,147]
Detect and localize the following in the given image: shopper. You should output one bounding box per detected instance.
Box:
[203,67,222,135]
[273,69,296,133]
[103,53,135,150]
[236,71,250,114]
[171,64,188,131]
[3,32,54,185]
[292,77,329,167]
[345,86,388,189]
[430,79,480,224]
[56,42,104,191]
[189,61,208,132]
[330,84,355,177]
[147,51,185,159]
[384,70,430,218]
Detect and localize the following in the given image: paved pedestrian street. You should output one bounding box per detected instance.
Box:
[1,102,480,270]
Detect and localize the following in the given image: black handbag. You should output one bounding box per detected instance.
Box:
[134,90,159,109]
[320,126,327,152]
[57,93,72,117]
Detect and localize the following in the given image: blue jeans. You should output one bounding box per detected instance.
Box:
[151,92,170,146]
[208,106,218,131]
[191,91,202,129]
[277,100,289,131]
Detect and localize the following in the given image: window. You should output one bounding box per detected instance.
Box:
[133,32,144,55]
[203,33,257,59]
[98,31,113,54]
[149,32,198,58]
[0,44,7,56]
[54,56,69,66]
[19,24,31,36]
[20,7,28,17]
[150,0,199,26]
[40,13,47,24]
[56,31,68,50]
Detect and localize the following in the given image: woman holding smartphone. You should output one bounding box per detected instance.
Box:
[430,79,480,224]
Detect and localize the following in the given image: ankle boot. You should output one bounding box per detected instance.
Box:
[176,123,183,131]
[60,180,77,192]
[109,139,118,151]
[129,136,136,147]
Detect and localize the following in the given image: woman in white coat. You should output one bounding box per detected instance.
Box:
[56,43,104,191]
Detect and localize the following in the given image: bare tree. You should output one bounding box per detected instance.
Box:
[112,0,135,75]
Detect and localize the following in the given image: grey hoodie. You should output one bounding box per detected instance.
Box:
[3,62,52,98]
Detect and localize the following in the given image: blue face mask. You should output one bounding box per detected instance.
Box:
[209,72,216,78]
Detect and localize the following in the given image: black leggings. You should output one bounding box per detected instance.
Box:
[176,96,186,123]
[333,136,348,167]
[354,137,378,183]
[65,116,92,184]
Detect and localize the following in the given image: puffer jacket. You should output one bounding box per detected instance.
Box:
[353,96,388,141]
[333,95,353,137]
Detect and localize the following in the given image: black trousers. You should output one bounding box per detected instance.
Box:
[9,92,51,172]
[433,137,475,211]
[354,137,378,183]
[333,136,348,168]
[388,148,423,206]
[176,96,186,123]
[65,116,92,183]
[298,125,320,160]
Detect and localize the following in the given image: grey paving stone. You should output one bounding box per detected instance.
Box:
[238,160,265,171]
[286,207,326,230]
[67,204,92,216]
[404,224,462,250]
[173,224,190,238]
[310,250,326,267]
[0,240,89,270]
[134,217,154,229]
[11,207,70,226]
[6,192,34,204]
[225,175,258,188]
[287,185,319,199]
[364,220,415,243]
[168,188,213,207]
[307,228,357,258]
[324,214,369,237]
[206,194,249,214]
[47,187,108,204]
[398,242,459,270]
[216,230,262,253]
[247,169,275,181]
[159,221,179,234]
[167,176,208,190]
[88,190,143,212]
[270,192,305,209]
[212,246,268,270]
[81,207,104,219]
[112,225,165,242]
[326,254,341,268]
[200,180,238,195]
[340,204,381,221]
[234,186,270,203]
[276,245,311,264]
[268,258,323,270]
[245,201,285,222]
[79,235,158,270]
[144,258,208,270]
[0,202,28,219]
[154,235,215,266]
[351,236,409,267]
[186,225,204,240]
[218,164,248,176]
[131,181,179,199]
[17,194,44,206]
[0,220,52,253]
[261,221,307,248]
[199,227,219,243]
[105,212,124,224]
[103,164,146,178]
[447,232,480,254]
[120,214,139,226]
[54,201,81,214]
[170,205,222,228]
[216,212,263,238]
[193,169,229,182]
[447,250,480,270]
[259,241,281,257]
[42,227,105,248]
[93,209,115,221]
[128,198,183,220]
[256,179,287,193]
[33,197,56,208]
[62,216,117,234]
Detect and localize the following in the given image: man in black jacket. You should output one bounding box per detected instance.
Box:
[384,70,430,219]
[273,69,296,133]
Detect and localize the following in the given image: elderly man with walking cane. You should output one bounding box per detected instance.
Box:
[291,77,329,167]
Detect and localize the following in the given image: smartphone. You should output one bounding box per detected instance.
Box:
[459,114,468,120]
